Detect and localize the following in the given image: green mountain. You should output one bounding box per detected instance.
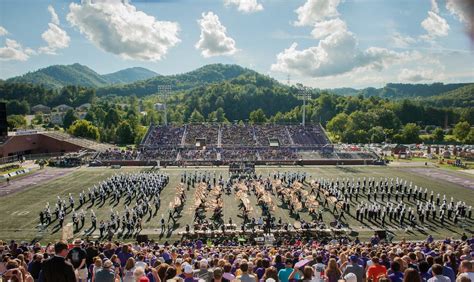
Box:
[170,71,299,122]
[96,64,256,97]
[6,63,157,89]
[352,83,472,99]
[324,87,359,96]
[425,84,474,108]
[102,67,157,84]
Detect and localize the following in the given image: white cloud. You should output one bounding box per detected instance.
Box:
[398,68,434,82]
[224,0,263,13]
[430,0,439,14]
[445,0,470,25]
[294,0,341,26]
[391,32,416,48]
[39,24,71,54]
[195,11,238,58]
[67,0,180,61]
[0,39,33,61]
[39,5,70,55]
[445,0,473,41]
[273,0,413,78]
[421,11,450,39]
[310,18,346,39]
[0,26,8,36]
[48,5,60,25]
[271,30,408,77]
[420,1,449,41]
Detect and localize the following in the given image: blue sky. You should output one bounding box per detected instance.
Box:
[0,0,473,88]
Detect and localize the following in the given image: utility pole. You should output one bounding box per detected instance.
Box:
[157,85,172,126]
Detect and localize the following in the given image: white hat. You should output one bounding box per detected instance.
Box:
[344,273,357,282]
[103,260,113,268]
[200,259,208,267]
[184,264,194,274]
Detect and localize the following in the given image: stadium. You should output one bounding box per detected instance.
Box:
[95,123,377,166]
[1,0,474,281]
[0,121,472,244]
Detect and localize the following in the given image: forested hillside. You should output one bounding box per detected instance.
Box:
[6,63,157,88]
[348,82,472,99]
[95,64,257,97]
[7,64,109,88]
[102,67,157,84]
[425,84,474,108]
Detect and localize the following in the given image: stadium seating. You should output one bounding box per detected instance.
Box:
[106,123,379,163]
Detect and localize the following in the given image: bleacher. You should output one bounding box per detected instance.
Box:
[129,123,379,163]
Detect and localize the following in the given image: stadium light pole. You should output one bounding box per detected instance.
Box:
[297,84,311,127]
[157,85,172,126]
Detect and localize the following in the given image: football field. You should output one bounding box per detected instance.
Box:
[0,165,473,242]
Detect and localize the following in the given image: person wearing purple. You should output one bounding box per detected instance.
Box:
[274,254,285,271]
[370,234,380,246]
[388,261,403,282]
[428,264,450,282]
[161,250,171,264]
[181,264,199,282]
[254,261,265,280]
[117,245,133,267]
[419,261,432,282]
[196,240,203,250]
[342,255,365,282]
[428,257,454,282]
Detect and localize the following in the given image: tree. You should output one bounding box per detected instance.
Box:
[432,127,445,143]
[68,120,100,140]
[401,123,421,144]
[464,128,474,144]
[368,126,385,143]
[453,121,470,142]
[105,108,121,128]
[7,115,27,130]
[249,108,267,124]
[84,111,96,123]
[6,100,30,115]
[62,109,78,129]
[134,126,147,146]
[116,121,134,144]
[32,112,44,125]
[207,107,228,122]
[327,113,348,140]
[343,129,369,143]
[347,111,376,132]
[189,109,205,123]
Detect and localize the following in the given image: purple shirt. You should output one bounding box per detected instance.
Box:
[118,252,133,267]
[388,271,404,282]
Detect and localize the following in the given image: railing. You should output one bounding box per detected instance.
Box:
[0,152,64,165]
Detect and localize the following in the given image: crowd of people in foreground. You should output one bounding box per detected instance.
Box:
[1,235,473,282]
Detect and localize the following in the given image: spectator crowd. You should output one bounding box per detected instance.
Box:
[1,235,473,282]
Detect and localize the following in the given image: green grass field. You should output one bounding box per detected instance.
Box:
[0,165,473,243]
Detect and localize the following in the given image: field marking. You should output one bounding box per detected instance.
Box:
[11,211,30,216]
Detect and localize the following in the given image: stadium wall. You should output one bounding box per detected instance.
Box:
[94,159,375,166]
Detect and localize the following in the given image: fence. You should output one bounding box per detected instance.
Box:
[0,152,64,165]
